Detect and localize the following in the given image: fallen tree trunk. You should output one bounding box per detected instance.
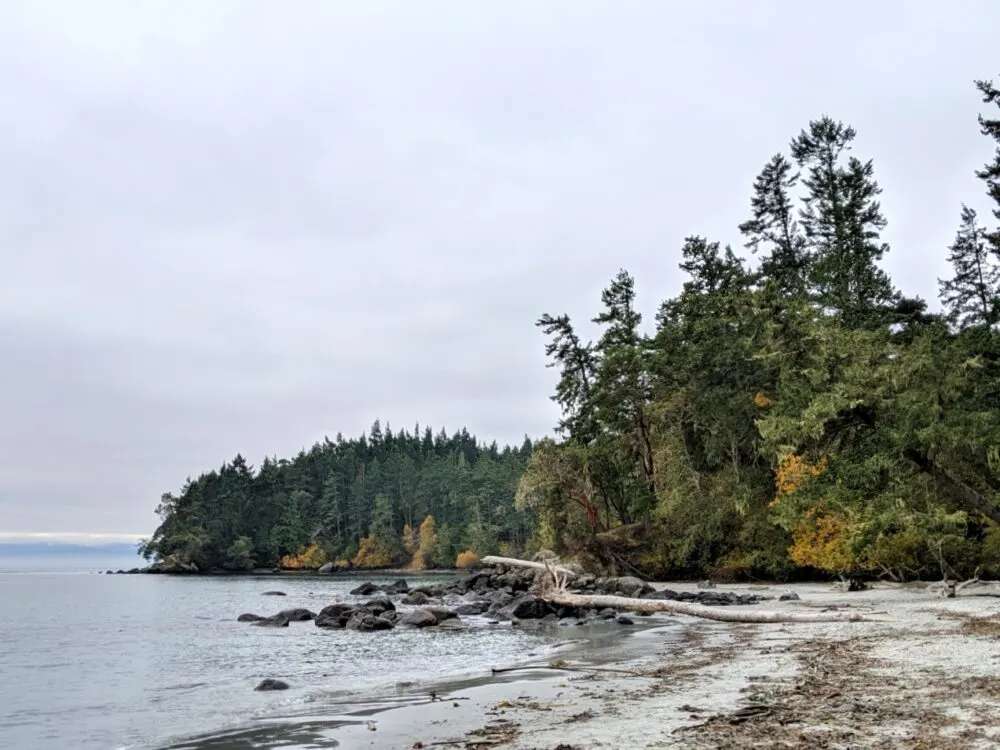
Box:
[480,555,579,579]
[484,556,868,623]
[544,591,867,623]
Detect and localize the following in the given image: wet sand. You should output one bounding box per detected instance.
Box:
[328,581,1000,749]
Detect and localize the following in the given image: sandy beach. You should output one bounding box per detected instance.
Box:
[329,580,1000,749]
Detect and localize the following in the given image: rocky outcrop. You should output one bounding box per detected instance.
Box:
[147,554,199,574]
[238,557,776,639]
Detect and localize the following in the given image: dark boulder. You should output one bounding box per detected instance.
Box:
[455,601,489,616]
[423,606,457,622]
[402,591,432,606]
[509,594,553,620]
[349,582,380,596]
[381,579,410,595]
[277,608,316,622]
[399,609,438,628]
[360,597,395,616]
[779,592,801,602]
[252,615,290,627]
[315,603,356,628]
[254,678,289,691]
[346,611,394,631]
[237,613,266,622]
[600,576,654,598]
[616,615,635,625]
[262,591,287,596]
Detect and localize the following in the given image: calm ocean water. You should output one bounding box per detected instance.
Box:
[0,558,569,750]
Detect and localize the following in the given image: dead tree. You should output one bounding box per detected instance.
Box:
[484,556,869,624]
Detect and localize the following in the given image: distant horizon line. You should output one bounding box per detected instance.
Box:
[0,532,147,545]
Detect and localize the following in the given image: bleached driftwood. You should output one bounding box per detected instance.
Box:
[544,591,867,623]
[927,575,1000,598]
[480,555,579,579]
[486,555,868,624]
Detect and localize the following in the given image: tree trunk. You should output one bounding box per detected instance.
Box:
[483,555,868,623]
[544,591,867,623]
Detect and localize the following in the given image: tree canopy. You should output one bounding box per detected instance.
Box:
[140,424,535,571]
[143,74,1000,582]
[521,75,1000,582]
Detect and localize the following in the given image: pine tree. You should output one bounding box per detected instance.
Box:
[790,117,896,325]
[739,154,809,297]
[536,313,597,441]
[938,205,999,329]
[591,270,655,499]
[975,76,1000,251]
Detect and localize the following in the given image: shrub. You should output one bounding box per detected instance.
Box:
[280,542,326,570]
[455,550,480,569]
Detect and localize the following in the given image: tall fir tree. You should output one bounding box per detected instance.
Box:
[591,270,656,498]
[938,205,999,329]
[536,313,598,441]
[975,76,1000,252]
[739,153,809,297]
[790,117,896,325]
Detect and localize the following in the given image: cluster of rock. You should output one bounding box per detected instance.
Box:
[236,559,788,637]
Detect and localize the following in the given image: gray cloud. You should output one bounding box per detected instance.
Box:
[1,1,998,536]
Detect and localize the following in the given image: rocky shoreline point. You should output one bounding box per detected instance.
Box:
[234,553,779,633]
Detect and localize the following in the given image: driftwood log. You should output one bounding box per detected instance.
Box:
[484,556,868,624]
[481,556,578,579]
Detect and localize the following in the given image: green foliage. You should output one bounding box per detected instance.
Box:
[526,77,1000,581]
[223,536,255,571]
[142,425,535,570]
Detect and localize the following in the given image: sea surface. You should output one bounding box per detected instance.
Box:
[0,558,602,749]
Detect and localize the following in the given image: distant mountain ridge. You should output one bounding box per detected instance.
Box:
[0,542,140,557]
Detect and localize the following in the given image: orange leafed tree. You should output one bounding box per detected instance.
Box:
[410,515,438,570]
[280,542,326,570]
[788,507,856,574]
[455,550,480,568]
[352,536,393,569]
[772,453,828,506]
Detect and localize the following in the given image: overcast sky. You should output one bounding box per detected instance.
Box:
[1,1,998,541]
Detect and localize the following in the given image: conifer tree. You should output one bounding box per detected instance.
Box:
[938,205,999,329]
[975,77,1000,254]
[591,270,655,498]
[536,313,597,441]
[790,117,896,325]
[739,154,809,297]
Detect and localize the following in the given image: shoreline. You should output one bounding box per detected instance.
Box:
[318,581,1000,749]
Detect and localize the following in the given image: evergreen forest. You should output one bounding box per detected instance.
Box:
[142,75,1000,582]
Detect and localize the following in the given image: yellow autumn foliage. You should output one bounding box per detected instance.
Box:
[455,550,480,568]
[752,391,774,408]
[401,523,416,555]
[410,515,438,570]
[772,453,829,505]
[352,535,393,569]
[788,507,855,574]
[279,542,326,570]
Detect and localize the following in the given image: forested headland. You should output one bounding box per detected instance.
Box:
[142,75,1000,582]
[139,425,536,572]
